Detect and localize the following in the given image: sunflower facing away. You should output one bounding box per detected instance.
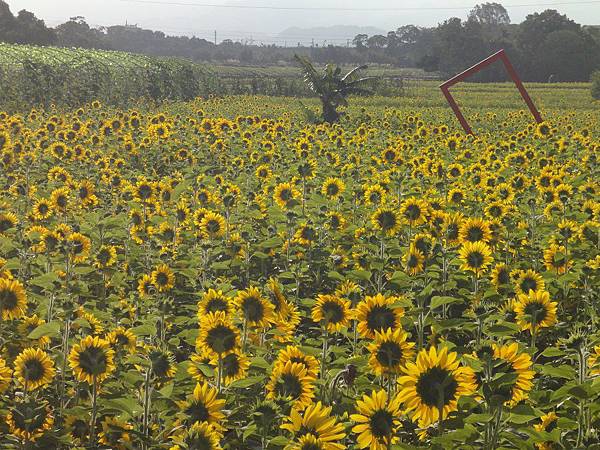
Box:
[311,294,352,333]
[368,328,415,376]
[514,290,558,333]
[266,361,315,410]
[68,335,115,384]
[179,381,226,431]
[351,389,403,450]
[14,347,56,390]
[458,241,493,276]
[281,401,346,450]
[169,421,223,450]
[355,293,405,339]
[396,346,477,427]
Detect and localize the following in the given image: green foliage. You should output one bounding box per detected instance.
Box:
[592,70,600,100]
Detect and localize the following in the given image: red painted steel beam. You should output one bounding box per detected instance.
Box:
[439,49,543,135]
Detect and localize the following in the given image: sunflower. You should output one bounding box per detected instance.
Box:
[404,245,425,276]
[68,335,115,384]
[286,434,327,450]
[65,414,89,443]
[325,211,346,231]
[0,212,18,234]
[399,198,428,226]
[66,232,91,263]
[6,400,54,442]
[32,198,53,220]
[443,212,463,245]
[488,342,535,406]
[458,241,493,276]
[266,361,315,410]
[459,217,492,243]
[94,245,118,269]
[50,187,70,212]
[98,416,133,450]
[151,264,175,292]
[491,263,511,288]
[197,311,240,357]
[350,389,403,450]
[14,348,56,390]
[355,293,405,339]
[364,184,386,206]
[210,350,249,386]
[396,346,477,427]
[514,290,558,333]
[137,274,154,297]
[371,207,401,236]
[368,328,415,376]
[0,278,27,320]
[533,412,558,450]
[170,421,223,450]
[514,269,545,296]
[274,182,300,209]
[0,356,12,393]
[543,243,570,274]
[148,348,178,379]
[106,326,137,353]
[200,211,227,239]
[179,381,226,431]
[275,345,320,379]
[588,345,600,376]
[234,286,275,329]
[198,289,233,318]
[281,401,346,450]
[321,177,345,200]
[311,294,352,333]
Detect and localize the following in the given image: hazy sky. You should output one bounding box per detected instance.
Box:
[6,0,600,44]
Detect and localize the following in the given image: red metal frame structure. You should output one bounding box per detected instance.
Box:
[439,49,543,135]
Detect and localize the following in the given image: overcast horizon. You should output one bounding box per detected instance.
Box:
[6,0,600,45]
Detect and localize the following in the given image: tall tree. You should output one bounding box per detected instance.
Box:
[468,3,511,25]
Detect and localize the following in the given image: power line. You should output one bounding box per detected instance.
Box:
[119,0,600,11]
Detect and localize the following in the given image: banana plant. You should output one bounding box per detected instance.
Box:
[294,54,375,123]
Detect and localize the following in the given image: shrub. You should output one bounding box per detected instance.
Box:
[592,70,600,100]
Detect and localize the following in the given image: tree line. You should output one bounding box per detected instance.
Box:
[1,1,599,82]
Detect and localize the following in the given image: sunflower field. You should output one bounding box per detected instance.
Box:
[0,92,599,450]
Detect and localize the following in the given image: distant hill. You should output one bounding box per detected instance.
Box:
[277,25,386,47]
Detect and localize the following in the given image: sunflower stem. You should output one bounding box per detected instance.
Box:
[142,368,152,450]
[89,375,98,446]
[217,354,223,393]
[321,329,328,380]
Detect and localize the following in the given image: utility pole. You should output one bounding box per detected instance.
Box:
[214,30,217,45]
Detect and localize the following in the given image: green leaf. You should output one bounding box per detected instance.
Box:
[538,364,575,380]
[131,323,157,337]
[507,404,539,424]
[430,296,460,309]
[158,383,174,398]
[27,321,62,339]
[348,270,371,282]
[540,347,565,357]
[229,375,265,389]
[29,273,59,290]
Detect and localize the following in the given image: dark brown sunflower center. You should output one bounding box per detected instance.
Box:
[376,211,396,230]
[205,298,228,314]
[242,296,265,322]
[278,189,292,201]
[206,325,236,354]
[188,434,213,450]
[138,185,152,199]
[376,341,403,368]
[0,289,18,309]
[404,204,421,221]
[466,227,484,242]
[205,220,221,234]
[77,346,108,376]
[326,183,339,196]
[466,251,484,269]
[524,301,548,324]
[407,253,420,268]
[275,373,302,399]
[497,269,510,285]
[321,301,344,324]
[222,353,241,378]
[520,278,538,293]
[23,358,45,381]
[155,272,169,286]
[415,366,458,407]
[369,409,394,438]
[12,404,48,430]
[186,402,210,423]
[150,352,171,377]
[366,306,396,332]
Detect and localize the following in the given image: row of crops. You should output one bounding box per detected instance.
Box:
[0,43,428,109]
